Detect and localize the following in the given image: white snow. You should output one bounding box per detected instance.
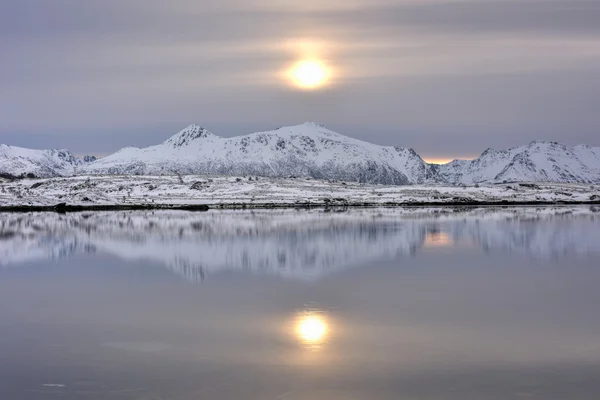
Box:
[0,174,599,207]
[0,144,94,178]
[438,141,600,184]
[82,123,430,184]
[3,125,600,185]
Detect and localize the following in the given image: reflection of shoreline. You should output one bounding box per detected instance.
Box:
[1,208,599,282]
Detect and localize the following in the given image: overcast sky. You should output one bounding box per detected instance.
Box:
[1,0,600,161]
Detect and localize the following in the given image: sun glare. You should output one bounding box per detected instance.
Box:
[289,60,331,90]
[296,314,328,344]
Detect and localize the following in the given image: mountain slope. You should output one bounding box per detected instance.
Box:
[0,144,94,178]
[84,123,432,185]
[3,125,599,185]
[438,141,600,184]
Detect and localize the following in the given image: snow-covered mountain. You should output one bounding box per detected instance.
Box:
[83,123,432,185]
[82,125,600,185]
[439,141,600,185]
[0,144,95,179]
[3,124,599,185]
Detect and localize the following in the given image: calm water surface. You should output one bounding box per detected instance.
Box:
[1,207,600,399]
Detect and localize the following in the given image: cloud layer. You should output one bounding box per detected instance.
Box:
[2,0,600,159]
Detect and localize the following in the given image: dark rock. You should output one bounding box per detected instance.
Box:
[554,191,573,197]
[519,183,540,189]
[54,203,68,213]
[190,181,205,190]
[0,173,18,181]
[452,196,473,203]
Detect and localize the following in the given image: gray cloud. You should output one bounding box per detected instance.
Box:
[5,1,600,38]
[311,1,600,37]
[1,0,599,159]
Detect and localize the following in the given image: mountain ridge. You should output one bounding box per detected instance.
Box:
[83,122,430,185]
[438,140,600,184]
[2,123,599,184]
[0,144,96,179]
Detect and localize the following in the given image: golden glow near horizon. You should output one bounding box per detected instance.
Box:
[423,158,456,165]
[295,313,329,345]
[423,155,477,165]
[288,60,331,90]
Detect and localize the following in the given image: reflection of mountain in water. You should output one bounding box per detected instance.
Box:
[1,208,599,282]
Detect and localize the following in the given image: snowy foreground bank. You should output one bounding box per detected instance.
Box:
[1,175,600,210]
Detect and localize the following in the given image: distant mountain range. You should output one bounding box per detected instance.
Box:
[0,144,96,179]
[437,141,600,185]
[2,123,599,184]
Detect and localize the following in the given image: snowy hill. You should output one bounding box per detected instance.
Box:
[82,124,600,185]
[439,141,600,185]
[84,123,432,185]
[0,144,94,178]
[3,125,599,185]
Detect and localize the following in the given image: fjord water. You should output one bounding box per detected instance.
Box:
[1,208,600,399]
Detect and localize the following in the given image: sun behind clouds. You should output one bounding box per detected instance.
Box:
[288,60,331,90]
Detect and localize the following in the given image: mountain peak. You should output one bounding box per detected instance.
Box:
[438,140,600,185]
[275,122,328,132]
[0,146,84,178]
[300,121,326,128]
[164,124,216,148]
[268,122,345,140]
[480,148,496,157]
[527,140,561,147]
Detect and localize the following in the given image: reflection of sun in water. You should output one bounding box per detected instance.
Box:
[424,231,454,248]
[298,315,327,342]
[295,314,329,345]
[288,60,331,90]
